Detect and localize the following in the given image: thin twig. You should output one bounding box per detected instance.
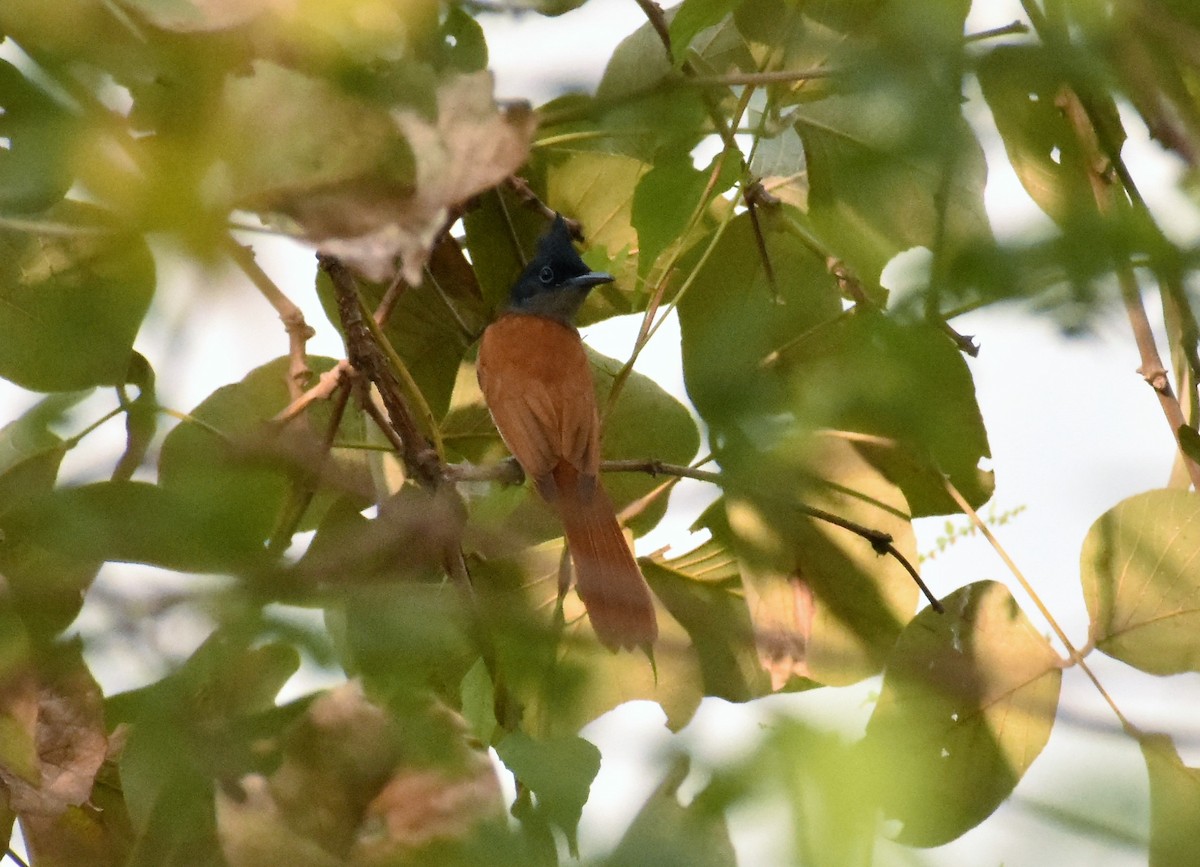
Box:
[358,389,408,457]
[941,320,980,357]
[273,359,355,423]
[746,191,780,302]
[685,68,838,87]
[964,19,1030,43]
[506,176,559,228]
[0,214,116,236]
[443,457,526,486]
[631,0,672,59]
[1054,86,1200,488]
[604,201,739,414]
[226,238,315,401]
[266,378,353,556]
[600,458,720,484]
[374,269,409,327]
[943,478,1140,737]
[600,458,944,612]
[795,503,943,613]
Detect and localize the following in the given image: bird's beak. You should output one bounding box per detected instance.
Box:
[566,271,615,290]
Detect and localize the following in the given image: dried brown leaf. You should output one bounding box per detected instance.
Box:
[351,754,503,863]
[744,572,815,690]
[20,729,135,867]
[217,775,346,867]
[0,669,39,786]
[316,72,535,283]
[3,656,107,816]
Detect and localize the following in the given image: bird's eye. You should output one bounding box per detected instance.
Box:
[539,266,554,284]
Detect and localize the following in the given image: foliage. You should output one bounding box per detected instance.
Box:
[0,0,1197,865]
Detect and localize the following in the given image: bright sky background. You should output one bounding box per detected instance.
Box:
[3,1,1198,865]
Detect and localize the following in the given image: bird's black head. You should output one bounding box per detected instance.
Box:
[507,214,613,323]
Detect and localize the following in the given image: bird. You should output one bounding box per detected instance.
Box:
[476,214,658,651]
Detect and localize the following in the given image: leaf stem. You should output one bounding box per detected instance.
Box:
[942,477,1139,736]
[62,406,125,448]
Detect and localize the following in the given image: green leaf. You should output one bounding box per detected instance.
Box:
[462,187,547,316]
[780,311,993,515]
[587,10,710,162]
[115,631,301,867]
[677,208,843,430]
[864,580,1062,846]
[524,0,591,14]
[1142,734,1200,867]
[459,658,497,746]
[1178,424,1200,466]
[711,436,920,687]
[704,718,877,865]
[341,581,476,700]
[0,597,35,787]
[1081,489,1200,674]
[0,395,101,634]
[749,123,808,211]
[979,45,1125,225]
[159,355,369,551]
[543,149,649,320]
[589,346,701,536]
[438,5,489,72]
[0,60,79,212]
[495,731,600,856]
[641,539,767,703]
[218,59,410,209]
[0,395,76,516]
[793,91,991,292]
[669,0,744,66]
[609,756,737,867]
[631,150,737,282]
[3,480,268,573]
[0,202,155,392]
[0,528,100,642]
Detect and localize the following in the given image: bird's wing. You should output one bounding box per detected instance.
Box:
[477,314,600,498]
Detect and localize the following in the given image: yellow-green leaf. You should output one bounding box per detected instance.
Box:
[1142,734,1200,867]
[864,580,1062,846]
[1081,489,1200,674]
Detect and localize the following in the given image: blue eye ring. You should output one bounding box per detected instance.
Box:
[539,266,554,284]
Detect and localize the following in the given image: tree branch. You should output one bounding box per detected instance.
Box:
[319,255,443,488]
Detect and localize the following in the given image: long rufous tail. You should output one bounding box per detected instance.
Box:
[556,471,657,651]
